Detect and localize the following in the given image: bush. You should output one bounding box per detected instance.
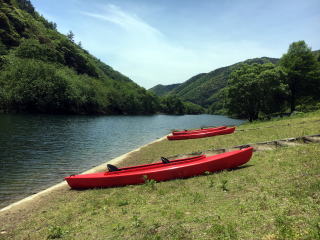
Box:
[57,39,99,77]
[160,95,185,114]
[183,101,205,114]
[0,57,72,113]
[14,38,64,63]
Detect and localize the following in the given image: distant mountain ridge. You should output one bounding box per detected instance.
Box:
[149,83,181,96]
[149,57,279,110]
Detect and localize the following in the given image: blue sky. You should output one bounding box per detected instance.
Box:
[31,0,320,88]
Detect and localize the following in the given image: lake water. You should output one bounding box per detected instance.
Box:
[0,114,244,208]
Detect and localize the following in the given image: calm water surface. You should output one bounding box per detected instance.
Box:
[0,114,244,208]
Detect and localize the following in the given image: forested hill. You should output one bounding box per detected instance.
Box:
[0,0,159,114]
[149,83,181,96]
[149,57,279,108]
[150,46,319,119]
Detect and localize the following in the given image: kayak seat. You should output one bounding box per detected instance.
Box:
[161,157,170,164]
[107,164,120,172]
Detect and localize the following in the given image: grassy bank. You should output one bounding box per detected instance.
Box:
[1,111,320,240]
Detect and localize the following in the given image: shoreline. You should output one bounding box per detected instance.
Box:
[1,110,319,238]
[0,135,168,213]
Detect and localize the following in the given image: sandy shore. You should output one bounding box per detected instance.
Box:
[0,135,167,214]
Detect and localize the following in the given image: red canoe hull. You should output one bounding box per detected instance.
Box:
[65,147,253,189]
[167,127,235,140]
[111,155,206,172]
[172,126,227,135]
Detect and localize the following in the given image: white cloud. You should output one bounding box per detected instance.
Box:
[81,4,162,37]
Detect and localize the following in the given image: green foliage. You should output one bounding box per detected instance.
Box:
[0,40,7,55]
[66,30,74,41]
[144,178,157,190]
[16,0,35,16]
[183,101,205,114]
[258,66,288,115]
[0,9,20,46]
[105,86,159,114]
[0,11,11,31]
[157,95,205,115]
[296,97,320,112]
[226,63,288,121]
[166,57,278,108]
[0,1,167,115]
[150,57,281,115]
[37,15,57,30]
[220,179,229,192]
[47,225,67,239]
[207,223,238,240]
[160,95,185,114]
[14,38,64,63]
[0,54,162,115]
[117,200,129,207]
[149,83,181,96]
[280,41,320,112]
[0,57,72,113]
[275,215,294,240]
[57,39,99,77]
[153,46,319,117]
[208,88,228,114]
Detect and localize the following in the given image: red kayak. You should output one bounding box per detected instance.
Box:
[172,126,227,135]
[65,147,253,189]
[167,127,236,140]
[107,154,206,172]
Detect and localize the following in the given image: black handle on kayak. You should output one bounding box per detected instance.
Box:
[161,157,170,163]
[107,164,120,172]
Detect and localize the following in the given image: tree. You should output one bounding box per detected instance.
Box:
[66,30,74,42]
[160,95,185,114]
[0,58,72,113]
[258,67,288,116]
[16,0,35,15]
[226,63,288,121]
[14,38,64,63]
[183,101,205,114]
[280,41,319,112]
[0,40,7,55]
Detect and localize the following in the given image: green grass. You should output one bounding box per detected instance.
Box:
[119,110,320,167]
[1,111,320,240]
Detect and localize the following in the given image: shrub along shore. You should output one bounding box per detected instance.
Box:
[1,110,320,240]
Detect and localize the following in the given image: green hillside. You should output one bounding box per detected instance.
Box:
[0,0,159,114]
[150,48,319,117]
[149,83,181,96]
[150,57,279,111]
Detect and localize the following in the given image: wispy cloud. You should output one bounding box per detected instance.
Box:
[81,4,162,37]
[32,0,320,88]
[80,4,278,88]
